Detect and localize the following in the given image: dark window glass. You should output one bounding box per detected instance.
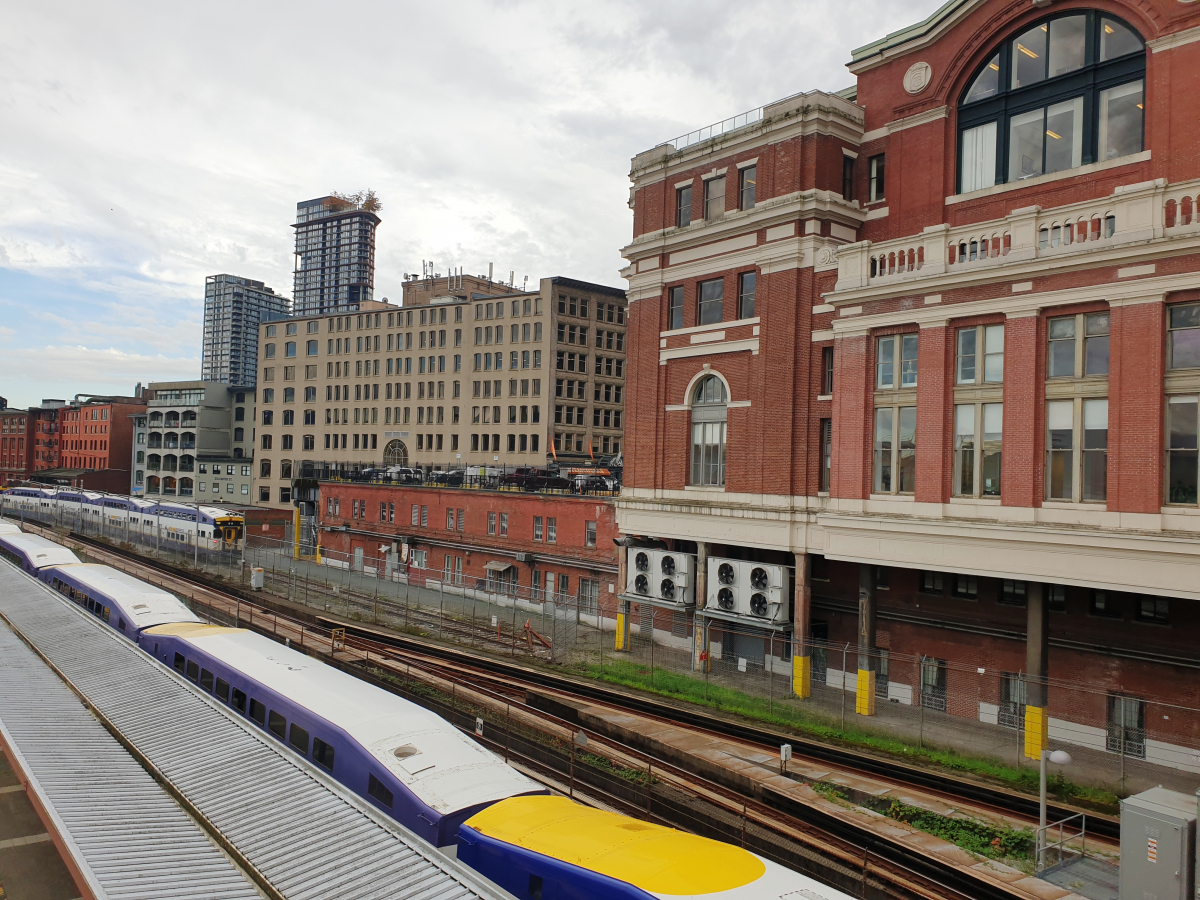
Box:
[313,738,336,771]
[1047,584,1067,612]
[1090,590,1122,618]
[676,185,692,227]
[232,688,247,712]
[529,875,544,900]
[173,652,185,673]
[868,155,885,203]
[249,698,266,725]
[952,574,978,599]
[1136,595,1170,624]
[919,571,944,595]
[964,53,1000,104]
[199,668,214,692]
[697,279,723,326]
[737,272,756,319]
[819,419,832,492]
[821,347,834,395]
[289,724,310,755]
[668,286,684,331]
[215,678,230,703]
[118,617,126,632]
[268,710,286,739]
[739,165,756,210]
[367,773,394,808]
[842,156,854,201]
[999,580,1027,607]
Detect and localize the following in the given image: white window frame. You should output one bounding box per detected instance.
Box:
[953,402,1003,498]
[1046,397,1108,502]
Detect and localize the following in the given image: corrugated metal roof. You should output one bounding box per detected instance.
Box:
[0,598,261,899]
[0,562,516,900]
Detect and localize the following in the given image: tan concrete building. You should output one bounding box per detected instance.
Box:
[254,274,627,508]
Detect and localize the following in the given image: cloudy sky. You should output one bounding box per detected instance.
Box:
[0,0,936,408]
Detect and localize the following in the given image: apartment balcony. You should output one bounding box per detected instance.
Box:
[831,177,1200,300]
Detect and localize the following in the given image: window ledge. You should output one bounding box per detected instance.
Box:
[1041,500,1107,509]
[869,493,915,501]
[817,394,832,402]
[948,496,1002,504]
[947,150,1151,205]
[1162,505,1200,515]
[684,485,726,493]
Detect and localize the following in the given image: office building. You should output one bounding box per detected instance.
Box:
[253,273,627,508]
[201,275,291,387]
[131,381,254,499]
[292,195,381,316]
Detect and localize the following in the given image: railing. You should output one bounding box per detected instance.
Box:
[835,177,1193,293]
[667,107,764,151]
[1036,813,1087,873]
[299,460,622,497]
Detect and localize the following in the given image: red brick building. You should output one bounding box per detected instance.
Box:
[30,402,65,473]
[318,482,620,610]
[56,398,145,474]
[617,0,1200,762]
[0,408,32,486]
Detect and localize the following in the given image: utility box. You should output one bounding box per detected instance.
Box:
[251,567,264,591]
[1119,787,1196,900]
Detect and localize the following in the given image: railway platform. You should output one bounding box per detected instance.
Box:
[0,560,516,900]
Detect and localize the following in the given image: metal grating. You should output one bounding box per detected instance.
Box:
[0,562,514,900]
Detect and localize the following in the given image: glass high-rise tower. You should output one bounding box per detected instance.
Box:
[201,275,291,387]
[292,196,381,316]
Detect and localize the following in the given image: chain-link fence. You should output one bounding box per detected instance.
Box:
[6,502,1199,798]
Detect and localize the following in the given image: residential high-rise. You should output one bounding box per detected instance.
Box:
[201,275,290,387]
[292,195,381,316]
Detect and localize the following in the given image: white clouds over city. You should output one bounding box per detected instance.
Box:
[0,0,936,406]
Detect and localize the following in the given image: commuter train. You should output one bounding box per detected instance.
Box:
[0,486,244,549]
[1,536,851,900]
[0,531,82,574]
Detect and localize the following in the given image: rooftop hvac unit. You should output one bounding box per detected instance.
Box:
[657,551,694,606]
[627,547,653,597]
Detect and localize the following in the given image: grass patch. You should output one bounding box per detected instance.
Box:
[574,659,1118,813]
[884,800,1034,862]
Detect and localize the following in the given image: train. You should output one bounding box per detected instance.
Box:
[0,531,82,574]
[0,523,852,900]
[0,486,245,549]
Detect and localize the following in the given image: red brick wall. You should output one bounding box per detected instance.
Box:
[1110,301,1167,513]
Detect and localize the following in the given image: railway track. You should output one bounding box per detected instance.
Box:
[34,527,1099,900]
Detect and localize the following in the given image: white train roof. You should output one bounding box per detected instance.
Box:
[53,564,201,630]
[0,521,21,535]
[1,533,81,568]
[169,627,538,815]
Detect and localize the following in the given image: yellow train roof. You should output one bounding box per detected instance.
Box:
[465,795,765,894]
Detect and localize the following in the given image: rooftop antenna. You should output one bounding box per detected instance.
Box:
[488,262,494,282]
[509,270,514,287]
[522,275,528,292]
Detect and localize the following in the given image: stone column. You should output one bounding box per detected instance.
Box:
[1024,582,1049,759]
[855,563,877,716]
[792,551,812,698]
[693,542,709,671]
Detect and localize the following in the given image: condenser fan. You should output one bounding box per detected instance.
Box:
[717,587,735,610]
[660,579,676,600]
[717,563,736,585]
[660,555,676,576]
[750,593,770,617]
[635,551,650,572]
[634,573,650,594]
[750,567,770,590]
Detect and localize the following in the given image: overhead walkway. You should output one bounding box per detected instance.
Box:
[0,560,515,900]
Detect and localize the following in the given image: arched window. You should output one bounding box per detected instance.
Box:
[690,375,727,486]
[384,439,409,466]
[958,12,1144,193]
[162,477,177,495]
[179,477,194,497]
[147,454,161,471]
[147,432,162,449]
[147,476,160,494]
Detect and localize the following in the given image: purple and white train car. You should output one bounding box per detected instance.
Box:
[0,532,81,574]
[41,564,201,640]
[139,622,544,847]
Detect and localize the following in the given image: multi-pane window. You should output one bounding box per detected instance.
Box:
[690,375,727,487]
[958,13,1145,193]
[1046,398,1108,501]
[533,516,543,541]
[1167,397,1198,505]
[877,334,918,388]
[841,155,854,201]
[739,165,756,210]
[546,518,557,544]
[584,520,596,547]
[668,286,684,330]
[821,347,834,396]
[737,272,755,319]
[819,419,832,492]
[703,176,725,221]
[874,407,916,494]
[1168,303,1200,370]
[1048,313,1109,378]
[954,403,1003,497]
[868,155,885,203]
[956,324,1004,384]
[676,184,692,227]
[697,279,723,326]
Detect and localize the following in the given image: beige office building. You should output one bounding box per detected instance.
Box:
[254,274,627,508]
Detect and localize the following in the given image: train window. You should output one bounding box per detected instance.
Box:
[232,689,247,713]
[215,678,230,703]
[249,699,266,725]
[367,774,394,809]
[312,738,335,772]
[289,724,309,755]
[529,875,544,900]
[185,660,199,682]
[173,653,185,673]
[199,669,214,692]
[101,606,110,623]
[268,710,286,740]
[118,617,126,632]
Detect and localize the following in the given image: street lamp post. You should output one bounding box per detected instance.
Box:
[1038,748,1073,870]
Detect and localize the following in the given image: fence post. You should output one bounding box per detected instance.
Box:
[919,654,926,749]
[769,632,774,717]
[841,643,848,732]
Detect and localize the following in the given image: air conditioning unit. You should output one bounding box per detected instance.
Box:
[706,558,790,623]
[627,547,654,597]
[656,551,694,606]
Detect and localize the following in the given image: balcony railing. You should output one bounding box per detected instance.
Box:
[667,107,764,151]
[834,177,1193,294]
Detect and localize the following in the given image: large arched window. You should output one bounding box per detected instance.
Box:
[383,439,409,467]
[690,375,727,486]
[958,12,1144,193]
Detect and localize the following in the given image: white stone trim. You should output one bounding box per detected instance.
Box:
[701,168,728,181]
[668,233,758,267]
[661,318,759,339]
[690,330,726,345]
[946,151,1151,205]
[736,158,759,169]
[659,338,759,365]
[765,223,796,241]
[1149,25,1200,53]
[865,206,890,220]
[924,294,942,304]
[860,105,949,143]
[812,329,835,342]
[675,179,694,189]
[842,147,859,159]
[1118,263,1156,278]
